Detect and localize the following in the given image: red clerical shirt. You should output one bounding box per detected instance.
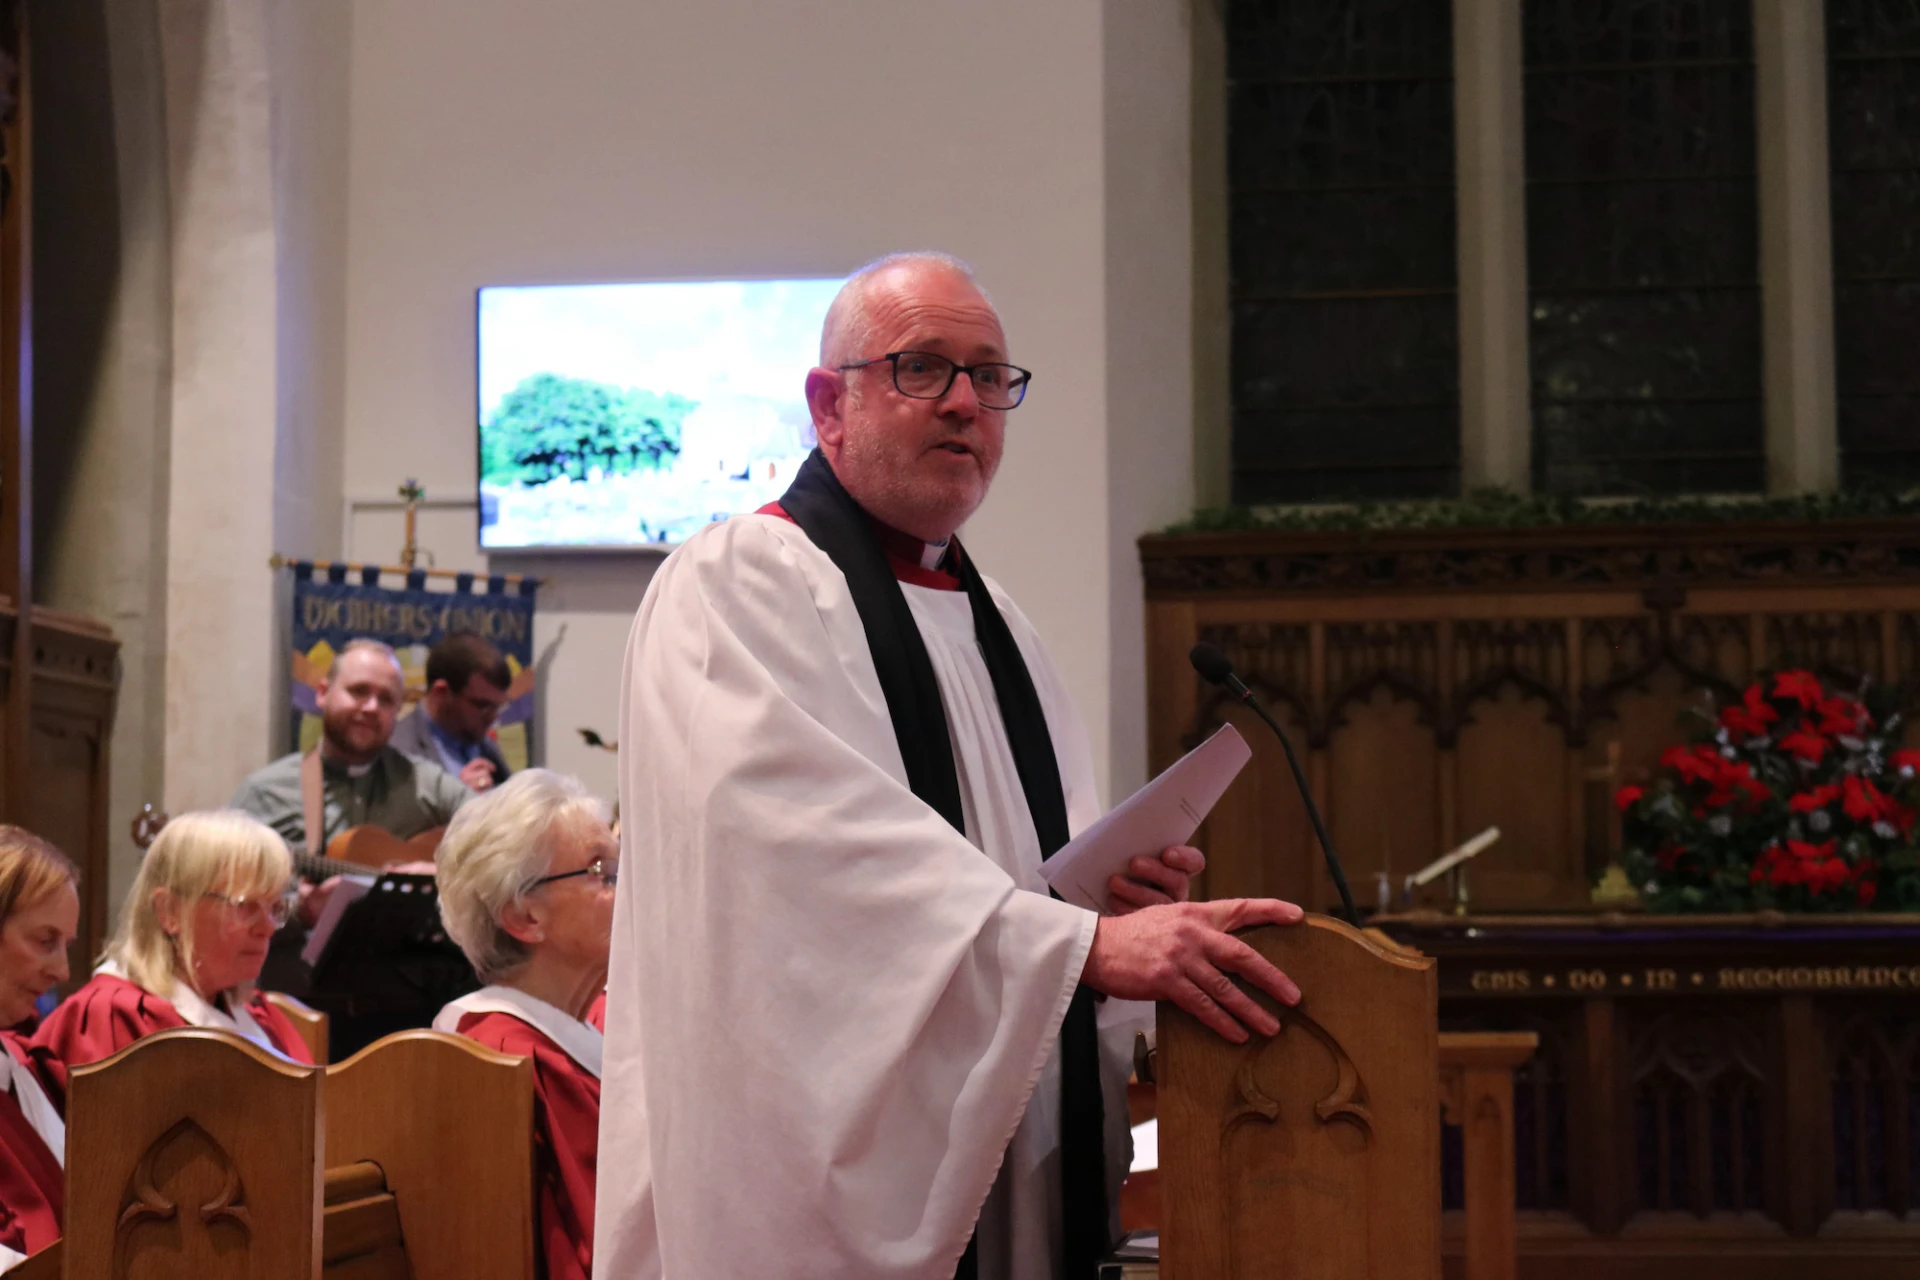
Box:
[755,502,963,591]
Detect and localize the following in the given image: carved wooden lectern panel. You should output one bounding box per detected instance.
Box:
[1158,916,1439,1280]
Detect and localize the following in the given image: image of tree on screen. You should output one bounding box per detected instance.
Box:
[482,374,692,485]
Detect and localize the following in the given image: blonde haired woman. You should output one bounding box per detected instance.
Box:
[35,810,313,1066]
[433,769,614,1280]
[0,826,79,1269]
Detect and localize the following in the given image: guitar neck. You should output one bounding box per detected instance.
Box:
[290,848,376,882]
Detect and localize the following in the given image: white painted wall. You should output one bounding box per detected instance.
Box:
[157,0,285,813]
[1103,0,1196,792]
[338,0,1195,802]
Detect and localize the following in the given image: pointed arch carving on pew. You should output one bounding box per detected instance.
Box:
[66,1027,323,1280]
[116,1116,254,1239]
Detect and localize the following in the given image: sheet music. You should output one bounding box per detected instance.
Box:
[1041,723,1251,913]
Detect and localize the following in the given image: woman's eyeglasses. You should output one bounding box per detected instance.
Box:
[203,890,294,928]
[528,857,618,891]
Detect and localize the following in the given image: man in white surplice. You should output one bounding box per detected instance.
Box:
[597,252,1306,1280]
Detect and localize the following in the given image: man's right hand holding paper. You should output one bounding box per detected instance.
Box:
[1081,897,1306,1044]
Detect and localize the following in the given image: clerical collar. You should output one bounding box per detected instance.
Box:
[756,501,961,590]
[320,750,379,779]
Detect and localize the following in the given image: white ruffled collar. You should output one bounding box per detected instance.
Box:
[96,958,283,1059]
[432,984,602,1078]
[0,1042,62,1167]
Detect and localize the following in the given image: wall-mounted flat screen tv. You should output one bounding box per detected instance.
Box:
[478,277,844,549]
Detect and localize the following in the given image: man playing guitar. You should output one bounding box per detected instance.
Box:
[232,638,470,926]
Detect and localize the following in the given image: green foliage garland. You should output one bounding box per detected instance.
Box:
[1164,487,1920,536]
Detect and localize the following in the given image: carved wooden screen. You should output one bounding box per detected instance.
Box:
[1226,0,1459,503]
[1523,0,1764,495]
[1142,521,1920,913]
[1827,0,1920,490]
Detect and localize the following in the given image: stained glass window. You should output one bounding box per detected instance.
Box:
[1227,0,1460,504]
[1523,1,1765,496]
[1828,0,1920,490]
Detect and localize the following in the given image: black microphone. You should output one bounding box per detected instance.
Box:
[1190,641,1360,925]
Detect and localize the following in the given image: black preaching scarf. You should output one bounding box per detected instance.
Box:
[778,449,1109,1280]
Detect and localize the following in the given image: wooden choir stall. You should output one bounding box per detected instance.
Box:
[51,1026,535,1280]
[1140,518,1920,1278]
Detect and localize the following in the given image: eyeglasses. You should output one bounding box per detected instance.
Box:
[203,890,294,928]
[837,351,1032,410]
[529,857,618,891]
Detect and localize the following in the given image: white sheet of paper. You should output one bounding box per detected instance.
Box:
[1041,723,1251,913]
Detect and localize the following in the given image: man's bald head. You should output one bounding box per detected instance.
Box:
[819,251,987,374]
[804,253,1011,543]
[326,638,403,682]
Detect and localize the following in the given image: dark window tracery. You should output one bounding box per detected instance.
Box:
[1227,0,1460,504]
[1828,0,1920,490]
[1524,0,1765,496]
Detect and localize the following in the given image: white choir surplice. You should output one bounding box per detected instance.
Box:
[597,514,1141,1280]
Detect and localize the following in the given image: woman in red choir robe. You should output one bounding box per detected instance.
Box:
[35,810,313,1068]
[0,825,80,1270]
[432,770,612,1280]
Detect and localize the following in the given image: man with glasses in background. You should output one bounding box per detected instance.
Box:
[598,252,1304,1279]
[391,631,516,792]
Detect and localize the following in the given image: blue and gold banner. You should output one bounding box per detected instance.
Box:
[287,563,538,769]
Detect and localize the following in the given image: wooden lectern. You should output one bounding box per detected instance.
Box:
[1157,915,1439,1279]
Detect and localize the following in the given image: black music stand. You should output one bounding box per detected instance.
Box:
[303,872,479,1058]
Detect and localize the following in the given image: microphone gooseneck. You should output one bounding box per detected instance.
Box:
[1189,642,1361,925]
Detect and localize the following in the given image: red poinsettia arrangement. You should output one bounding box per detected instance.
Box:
[1616,669,1920,912]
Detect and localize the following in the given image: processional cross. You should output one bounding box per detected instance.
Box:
[398,478,425,570]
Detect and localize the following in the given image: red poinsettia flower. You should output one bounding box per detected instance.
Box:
[1893,748,1920,776]
[1705,759,1769,809]
[1815,695,1868,737]
[1842,775,1887,823]
[1777,728,1830,763]
[1815,857,1852,893]
[1613,785,1644,812]
[1859,879,1878,908]
[1788,784,1842,813]
[1721,684,1782,737]
[1661,743,1724,784]
[1773,669,1824,709]
[1786,837,1836,861]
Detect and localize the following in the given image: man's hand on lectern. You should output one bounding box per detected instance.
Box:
[1081,898,1305,1044]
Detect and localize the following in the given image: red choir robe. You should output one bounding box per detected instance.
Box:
[586,991,606,1032]
[435,990,600,1280]
[32,972,315,1071]
[0,1032,63,1265]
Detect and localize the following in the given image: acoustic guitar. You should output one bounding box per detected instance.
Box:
[130,803,445,882]
[290,823,447,882]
